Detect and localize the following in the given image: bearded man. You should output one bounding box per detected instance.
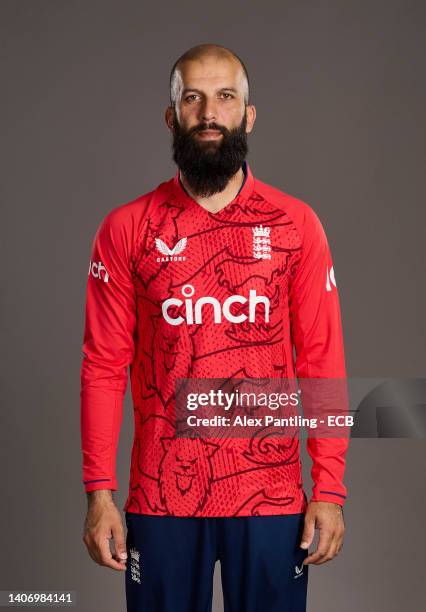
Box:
[81,43,348,612]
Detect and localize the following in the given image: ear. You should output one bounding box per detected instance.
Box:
[245,104,256,134]
[165,106,174,131]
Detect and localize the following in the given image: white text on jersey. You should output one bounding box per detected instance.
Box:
[326,265,336,291]
[88,260,109,283]
[162,284,270,326]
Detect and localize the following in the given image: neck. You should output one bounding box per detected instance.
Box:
[179,166,245,213]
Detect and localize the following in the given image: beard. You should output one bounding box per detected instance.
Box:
[171,109,248,197]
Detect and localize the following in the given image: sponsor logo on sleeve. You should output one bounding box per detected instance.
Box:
[326,265,336,291]
[88,260,109,283]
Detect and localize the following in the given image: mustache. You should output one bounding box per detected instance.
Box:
[189,122,228,136]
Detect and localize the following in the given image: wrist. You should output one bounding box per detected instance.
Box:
[86,489,114,506]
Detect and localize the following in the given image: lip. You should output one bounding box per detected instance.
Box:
[197,130,222,139]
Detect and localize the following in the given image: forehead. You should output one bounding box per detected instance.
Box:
[176,55,245,92]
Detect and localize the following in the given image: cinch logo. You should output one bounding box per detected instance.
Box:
[162,284,270,326]
[88,260,109,283]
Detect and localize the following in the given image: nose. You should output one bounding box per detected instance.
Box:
[200,97,217,123]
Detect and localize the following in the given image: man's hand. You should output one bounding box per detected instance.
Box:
[300,501,345,565]
[82,490,128,571]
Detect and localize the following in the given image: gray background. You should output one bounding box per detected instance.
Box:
[1,1,425,610]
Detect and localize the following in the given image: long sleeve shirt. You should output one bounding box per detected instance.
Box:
[80,161,349,516]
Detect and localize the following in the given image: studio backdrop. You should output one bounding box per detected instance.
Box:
[1,1,425,611]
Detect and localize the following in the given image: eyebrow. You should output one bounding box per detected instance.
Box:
[181,87,239,96]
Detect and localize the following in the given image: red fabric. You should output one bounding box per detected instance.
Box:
[80,163,349,516]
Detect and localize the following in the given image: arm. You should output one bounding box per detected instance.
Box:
[80,208,136,492]
[289,202,348,563]
[80,207,136,570]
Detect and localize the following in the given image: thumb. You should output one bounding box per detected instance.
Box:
[300,515,315,550]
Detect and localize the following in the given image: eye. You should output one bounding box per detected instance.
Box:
[220,92,234,99]
[185,94,199,102]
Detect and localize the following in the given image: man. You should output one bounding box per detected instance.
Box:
[81,44,348,612]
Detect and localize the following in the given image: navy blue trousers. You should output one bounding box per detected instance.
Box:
[125,512,308,612]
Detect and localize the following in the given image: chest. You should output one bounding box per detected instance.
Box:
[132,201,301,330]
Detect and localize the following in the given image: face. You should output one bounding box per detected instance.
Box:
[166,56,256,197]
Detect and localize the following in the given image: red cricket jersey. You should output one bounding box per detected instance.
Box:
[80,162,349,516]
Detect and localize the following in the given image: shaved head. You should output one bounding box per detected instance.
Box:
[169,43,250,106]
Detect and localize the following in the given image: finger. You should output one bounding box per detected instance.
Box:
[111,522,128,565]
[304,548,326,565]
[336,532,345,555]
[83,536,99,564]
[314,541,339,565]
[300,515,315,550]
[331,524,344,553]
[311,526,343,565]
[97,535,127,571]
[304,528,333,565]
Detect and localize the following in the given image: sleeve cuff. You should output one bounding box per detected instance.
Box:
[84,477,118,493]
[310,489,347,506]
